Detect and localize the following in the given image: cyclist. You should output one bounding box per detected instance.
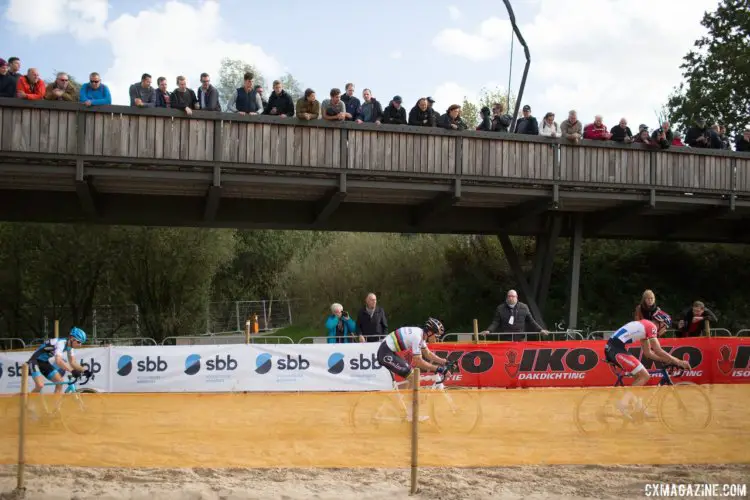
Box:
[604,311,690,415]
[27,327,91,394]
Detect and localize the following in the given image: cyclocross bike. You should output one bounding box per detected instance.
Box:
[574,362,712,434]
[349,360,482,434]
[29,370,103,435]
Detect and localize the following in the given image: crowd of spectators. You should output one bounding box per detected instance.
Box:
[2,56,748,153]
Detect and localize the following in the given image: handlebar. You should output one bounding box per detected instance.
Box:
[434,359,460,384]
[68,370,95,385]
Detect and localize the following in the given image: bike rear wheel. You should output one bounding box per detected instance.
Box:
[574,388,627,434]
[60,389,104,435]
[350,392,406,433]
[658,382,712,432]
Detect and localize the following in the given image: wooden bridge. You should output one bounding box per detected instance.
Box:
[0,98,748,243]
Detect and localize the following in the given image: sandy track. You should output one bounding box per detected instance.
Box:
[1,464,748,500]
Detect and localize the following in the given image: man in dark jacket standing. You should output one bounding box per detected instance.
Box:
[480,289,548,341]
[265,79,295,117]
[382,96,407,125]
[514,105,539,135]
[356,293,388,342]
[197,72,221,111]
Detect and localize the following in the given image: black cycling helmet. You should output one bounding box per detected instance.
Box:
[424,317,445,339]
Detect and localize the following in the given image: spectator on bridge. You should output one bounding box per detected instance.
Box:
[480,289,549,341]
[79,72,111,107]
[197,73,220,112]
[491,102,513,133]
[514,105,539,135]
[0,59,16,98]
[438,104,468,131]
[712,124,731,150]
[610,118,634,143]
[634,128,658,147]
[356,293,389,342]
[265,79,295,118]
[321,88,346,121]
[326,303,362,344]
[560,110,583,144]
[45,72,78,102]
[672,132,686,147]
[356,89,383,124]
[686,118,721,149]
[539,112,559,138]
[651,121,674,149]
[154,77,171,108]
[296,88,320,121]
[227,72,263,116]
[341,83,360,121]
[129,73,155,108]
[583,115,613,141]
[477,106,493,131]
[408,98,435,127]
[255,85,268,109]
[634,289,661,321]
[676,300,718,338]
[383,96,407,125]
[171,76,198,115]
[736,127,750,152]
[426,97,441,125]
[16,68,45,101]
[6,57,21,85]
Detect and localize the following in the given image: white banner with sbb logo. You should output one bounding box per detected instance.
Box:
[0,347,110,394]
[0,343,394,393]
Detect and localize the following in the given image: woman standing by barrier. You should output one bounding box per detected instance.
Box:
[635,290,660,321]
[325,303,362,344]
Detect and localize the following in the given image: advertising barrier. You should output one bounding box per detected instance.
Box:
[431,337,750,388]
[1,337,748,393]
[0,343,392,393]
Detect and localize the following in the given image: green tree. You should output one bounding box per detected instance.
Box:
[115,228,235,341]
[461,97,479,129]
[666,0,750,136]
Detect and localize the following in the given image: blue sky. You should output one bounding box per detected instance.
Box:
[1,0,717,129]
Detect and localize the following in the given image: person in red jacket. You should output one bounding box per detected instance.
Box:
[16,68,46,100]
[583,115,612,140]
[671,133,686,147]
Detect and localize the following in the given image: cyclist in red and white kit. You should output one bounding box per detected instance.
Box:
[605,310,690,415]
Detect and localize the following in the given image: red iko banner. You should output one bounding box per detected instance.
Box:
[424,337,750,388]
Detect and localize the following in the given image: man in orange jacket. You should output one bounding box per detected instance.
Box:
[16,68,46,100]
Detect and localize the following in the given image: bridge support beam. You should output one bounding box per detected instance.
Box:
[313,173,347,226]
[75,159,98,219]
[203,166,222,222]
[497,234,546,330]
[535,213,562,313]
[566,214,584,330]
[412,179,461,228]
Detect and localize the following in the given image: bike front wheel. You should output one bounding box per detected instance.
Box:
[429,389,481,434]
[60,389,105,435]
[658,382,712,432]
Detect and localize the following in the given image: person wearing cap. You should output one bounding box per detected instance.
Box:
[514,104,539,135]
[426,96,441,125]
[382,95,407,125]
[321,88,346,121]
[408,98,435,127]
[0,58,16,98]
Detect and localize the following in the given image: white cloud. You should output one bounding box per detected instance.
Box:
[432,0,717,128]
[5,0,283,105]
[431,82,476,112]
[5,0,107,41]
[448,6,462,20]
[390,50,403,60]
[432,17,511,61]
[102,1,282,105]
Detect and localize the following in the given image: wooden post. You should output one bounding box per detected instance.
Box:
[410,367,420,495]
[16,363,28,494]
[473,319,479,344]
[245,319,251,344]
[704,320,711,337]
[54,319,59,339]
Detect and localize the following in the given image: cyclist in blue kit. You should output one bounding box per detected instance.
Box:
[27,327,91,394]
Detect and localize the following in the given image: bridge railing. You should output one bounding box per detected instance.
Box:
[1,99,748,196]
